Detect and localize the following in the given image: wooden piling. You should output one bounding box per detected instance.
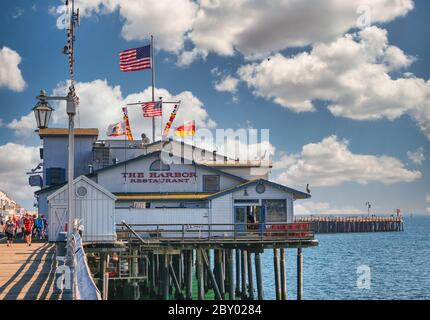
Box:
[162,255,170,300]
[254,251,264,300]
[197,250,205,300]
[216,249,225,299]
[297,248,303,300]
[280,248,287,300]
[240,249,247,299]
[227,249,235,300]
[186,250,193,300]
[235,249,241,296]
[273,248,281,300]
[247,251,254,300]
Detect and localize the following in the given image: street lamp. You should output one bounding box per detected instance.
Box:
[33,90,54,129]
[33,87,78,245]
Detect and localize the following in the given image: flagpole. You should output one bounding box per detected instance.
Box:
[151,35,155,142]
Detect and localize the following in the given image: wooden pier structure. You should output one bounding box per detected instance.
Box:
[295,216,404,233]
[0,242,71,300]
[84,222,318,300]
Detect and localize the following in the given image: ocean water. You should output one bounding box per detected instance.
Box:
[260,215,430,300]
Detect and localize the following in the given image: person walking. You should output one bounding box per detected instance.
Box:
[35,215,44,240]
[23,214,34,246]
[13,214,20,239]
[41,215,48,240]
[3,216,16,247]
[20,215,26,239]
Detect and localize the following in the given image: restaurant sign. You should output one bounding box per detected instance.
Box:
[121,171,197,184]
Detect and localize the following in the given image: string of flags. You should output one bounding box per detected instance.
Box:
[114,40,195,141]
[174,120,196,137]
[162,104,180,140]
[122,107,134,141]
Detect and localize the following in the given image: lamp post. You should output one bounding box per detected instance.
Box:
[33,87,79,243]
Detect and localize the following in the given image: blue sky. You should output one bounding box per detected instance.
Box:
[0,0,429,214]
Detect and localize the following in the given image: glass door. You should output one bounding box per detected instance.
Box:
[234,207,247,234]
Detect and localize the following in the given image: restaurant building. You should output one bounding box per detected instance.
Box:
[33,128,310,242]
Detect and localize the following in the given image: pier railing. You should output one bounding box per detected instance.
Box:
[70,231,102,300]
[116,222,315,243]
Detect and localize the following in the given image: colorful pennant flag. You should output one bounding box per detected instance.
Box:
[162,103,180,140]
[122,107,134,141]
[142,101,162,117]
[174,120,196,137]
[106,122,126,137]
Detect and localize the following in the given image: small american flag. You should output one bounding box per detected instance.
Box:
[119,45,151,72]
[142,101,162,117]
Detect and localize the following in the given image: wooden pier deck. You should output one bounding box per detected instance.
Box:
[0,242,71,300]
[295,216,404,233]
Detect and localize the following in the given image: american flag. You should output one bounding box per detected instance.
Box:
[119,45,151,72]
[142,101,162,117]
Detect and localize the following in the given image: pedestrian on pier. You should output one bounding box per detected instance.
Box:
[23,213,34,246]
[35,215,44,240]
[3,216,16,247]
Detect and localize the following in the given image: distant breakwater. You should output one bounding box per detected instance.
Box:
[295,216,404,233]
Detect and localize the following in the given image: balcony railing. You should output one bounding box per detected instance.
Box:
[116,222,315,243]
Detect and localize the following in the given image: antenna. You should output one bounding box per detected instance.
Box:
[66,0,79,95]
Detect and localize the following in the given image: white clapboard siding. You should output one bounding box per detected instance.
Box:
[116,208,209,238]
[48,176,116,243]
[209,193,234,236]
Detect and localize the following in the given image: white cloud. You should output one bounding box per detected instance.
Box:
[238,27,430,140]
[275,135,421,187]
[8,79,216,140]
[7,113,36,136]
[407,147,425,165]
[62,0,198,53]
[0,143,40,208]
[0,47,26,92]
[51,1,413,64]
[214,75,239,94]
[295,201,363,215]
[188,0,413,60]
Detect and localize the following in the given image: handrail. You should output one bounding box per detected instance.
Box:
[121,220,149,245]
[115,222,315,242]
[70,231,102,300]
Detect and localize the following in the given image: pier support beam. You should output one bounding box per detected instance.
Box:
[201,250,222,300]
[240,250,247,300]
[162,255,170,300]
[197,250,205,300]
[280,248,287,300]
[255,251,264,300]
[185,250,193,300]
[247,251,254,300]
[297,248,303,301]
[227,249,235,300]
[215,249,225,299]
[235,249,241,296]
[273,249,281,300]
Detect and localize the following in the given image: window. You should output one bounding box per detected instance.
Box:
[203,175,220,192]
[46,167,65,186]
[149,159,170,171]
[263,199,287,222]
